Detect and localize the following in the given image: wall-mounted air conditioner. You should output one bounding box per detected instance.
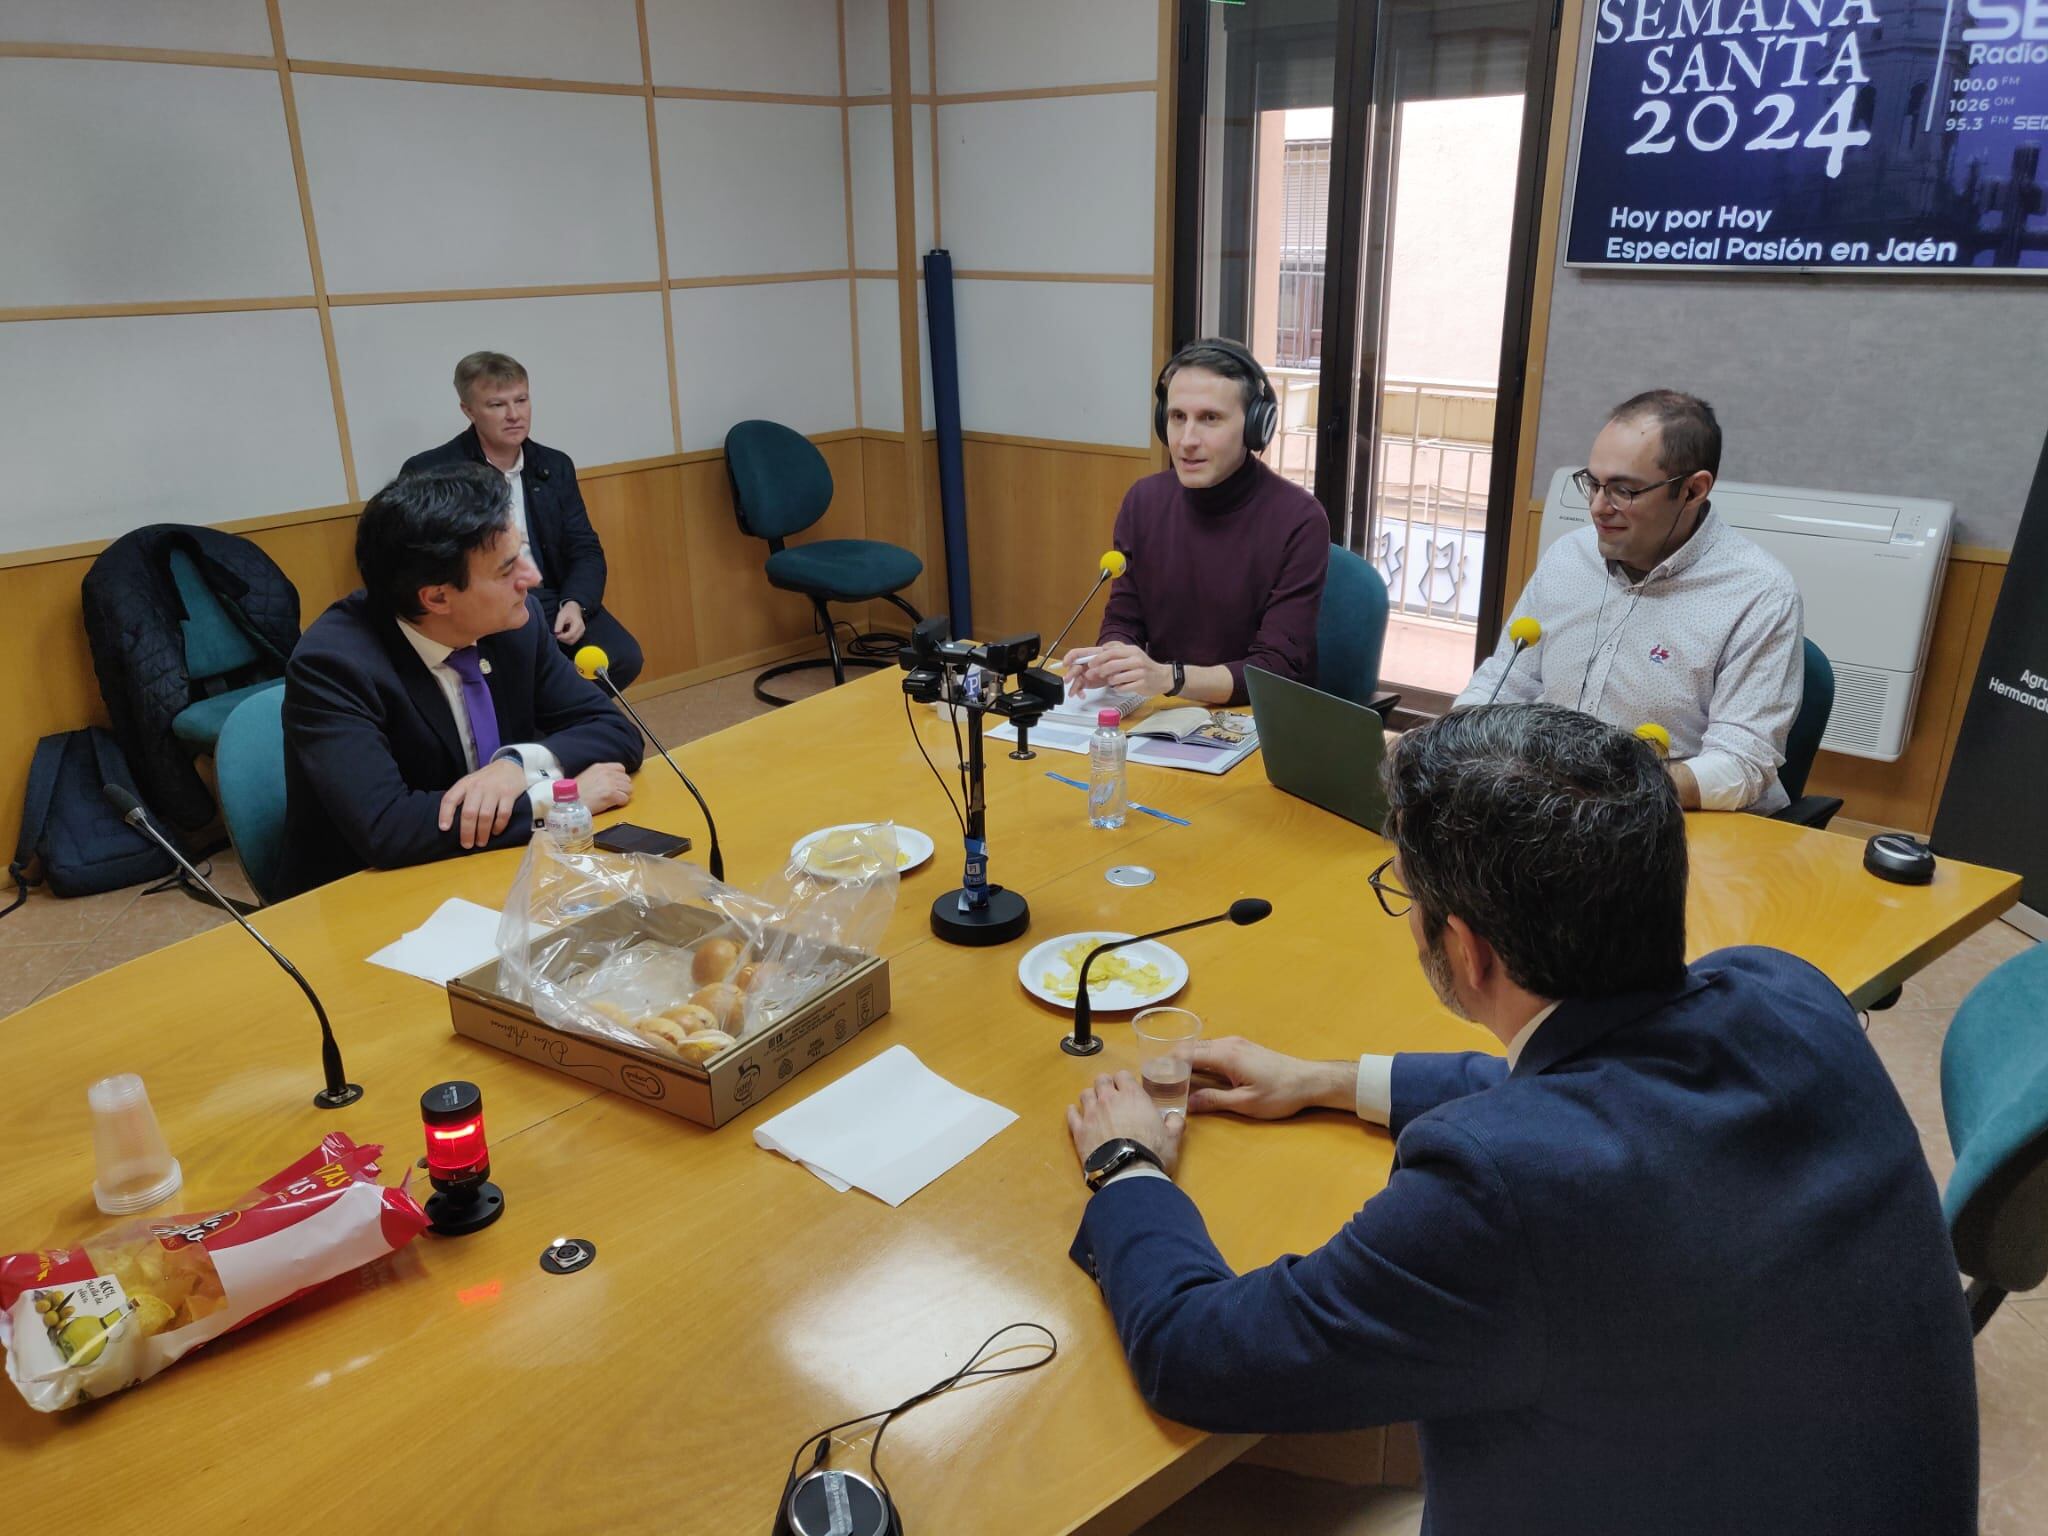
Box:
[1539,471,1953,762]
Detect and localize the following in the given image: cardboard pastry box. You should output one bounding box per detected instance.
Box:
[445,903,891,1127]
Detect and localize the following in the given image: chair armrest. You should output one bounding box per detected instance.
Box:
[1773,795,1844,830]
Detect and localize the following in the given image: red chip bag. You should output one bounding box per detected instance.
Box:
[0,1132,427,1411]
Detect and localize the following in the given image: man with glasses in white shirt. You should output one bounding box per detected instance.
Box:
[1455,390,1802,812]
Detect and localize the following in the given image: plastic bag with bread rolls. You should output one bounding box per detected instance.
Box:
[494,826,899,1067]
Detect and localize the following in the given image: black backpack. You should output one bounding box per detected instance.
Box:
[6,728,176,915]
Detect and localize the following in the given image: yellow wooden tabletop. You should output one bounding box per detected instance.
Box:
[0,672,2019,1532]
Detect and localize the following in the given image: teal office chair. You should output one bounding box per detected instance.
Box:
[1315,545,1400,720]
[214,687,289,905]
[724,420,924,707]
[167,547,286,754]
[1772,638,1845,829]
[1941,942,2048,1332]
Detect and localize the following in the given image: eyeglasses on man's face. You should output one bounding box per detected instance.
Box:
[1368,856,1412,918]
[1570,468,1688,512]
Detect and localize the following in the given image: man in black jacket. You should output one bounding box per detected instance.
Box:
[279,463,644,898]
[402,351,645,687]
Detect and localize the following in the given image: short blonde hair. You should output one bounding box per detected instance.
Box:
[454,350,527,402]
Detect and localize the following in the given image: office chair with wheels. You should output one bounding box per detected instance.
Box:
[1315,545,1400,720]
[1772,637,1845,829]
[724,420,924,707]
[1941,942,2048,1333]
[214,686,289,906]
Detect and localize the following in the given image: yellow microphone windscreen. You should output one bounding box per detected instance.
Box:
[1634,722,1672,758]
[1100,550,1127,578]
[573,644,611,680]
[1508,616,1542,646]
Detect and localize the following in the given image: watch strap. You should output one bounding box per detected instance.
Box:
[1167,660,1186,697]
[1085,1137,1165,1192]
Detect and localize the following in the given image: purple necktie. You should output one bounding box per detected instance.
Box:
[444,646,501,767]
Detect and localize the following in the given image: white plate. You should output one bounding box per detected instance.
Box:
[1017,931,1190,1012]
[790,823,936,877]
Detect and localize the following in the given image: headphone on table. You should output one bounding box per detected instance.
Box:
[1153,337,1280,455]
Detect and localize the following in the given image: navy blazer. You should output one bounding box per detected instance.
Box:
[1072,947,1977,1536]
[402,430,609,615]
[278,592,643,897]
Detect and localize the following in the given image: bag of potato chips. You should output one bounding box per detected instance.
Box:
[0,1132,427,1411]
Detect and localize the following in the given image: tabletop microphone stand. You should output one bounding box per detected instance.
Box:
[1062,899,1272,1056]
[900,620,1061,945]
[103,785,363,1109]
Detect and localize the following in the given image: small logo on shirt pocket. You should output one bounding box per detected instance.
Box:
[1648,644,1671,665]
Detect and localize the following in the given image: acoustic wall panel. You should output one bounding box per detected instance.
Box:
[937,94,1154,274]
[657,100,849,278]
[1,310,346,547]
[934,0,1156,95]
[843,0,931,97]
[856,277,935,433]
[645,0,842,96]
[293,74,658,294]
[331,290,674,488]
[672,281,856,448]
[953,281,1152,446]
[276,0,644,85]
[0,0,272,55]
[848,105,933,270]
[0,60,312,307]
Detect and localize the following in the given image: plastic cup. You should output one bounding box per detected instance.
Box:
[1133,1008,1203,1120]
[87,1074,182,1216]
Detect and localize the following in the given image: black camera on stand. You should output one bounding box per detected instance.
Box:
[900,618,1063,946]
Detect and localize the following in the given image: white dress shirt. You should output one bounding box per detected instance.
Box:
[1455,510,1803,813]
[490,449,531,550]
[394,619,559,794]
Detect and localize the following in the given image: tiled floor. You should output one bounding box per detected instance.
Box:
[3,666,2042,1532]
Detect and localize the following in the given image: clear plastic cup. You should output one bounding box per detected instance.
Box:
[88,1074,182,1215]
[1133,1008,1203,1120]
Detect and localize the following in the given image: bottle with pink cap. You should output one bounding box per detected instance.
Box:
[1088,708,1128,830]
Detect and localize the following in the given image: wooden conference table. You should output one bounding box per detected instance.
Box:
[0,672,2019,1533]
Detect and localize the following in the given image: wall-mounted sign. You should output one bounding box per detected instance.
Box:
[1565,0,2048,271]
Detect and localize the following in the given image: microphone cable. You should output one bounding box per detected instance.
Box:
[780,1323,1058,1521]
[905,690,966,835]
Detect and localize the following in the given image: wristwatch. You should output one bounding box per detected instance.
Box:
[1166,661,1186,697]
[1083,1137,1166,1192]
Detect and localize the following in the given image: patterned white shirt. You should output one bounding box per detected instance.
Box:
[1455,508,1803,813]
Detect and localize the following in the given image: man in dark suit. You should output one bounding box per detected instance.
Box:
[279,463,644,898]
[1064,704,1977,1535]
[402,350,644,687]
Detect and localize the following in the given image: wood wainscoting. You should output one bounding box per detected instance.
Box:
[0,436,877,843]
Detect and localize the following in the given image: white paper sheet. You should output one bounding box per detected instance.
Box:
[753,1045,1018,1206]
[366,897,508,985]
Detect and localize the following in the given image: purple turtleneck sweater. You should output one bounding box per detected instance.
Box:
[1096,456,1328,705]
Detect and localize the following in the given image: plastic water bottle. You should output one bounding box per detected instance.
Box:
[544,778,595,852]
[1089,709,1128,830]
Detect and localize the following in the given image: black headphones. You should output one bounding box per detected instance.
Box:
[1154,337,1280,455]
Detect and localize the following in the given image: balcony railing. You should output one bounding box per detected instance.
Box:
[1265,370,1497,627]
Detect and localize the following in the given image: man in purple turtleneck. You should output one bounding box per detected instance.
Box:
[1060,340,1328,707]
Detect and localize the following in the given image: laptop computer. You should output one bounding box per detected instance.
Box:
[1245,665,1391,831]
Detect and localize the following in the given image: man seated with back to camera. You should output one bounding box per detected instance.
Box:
[278,463,644,898]
[1062,704,1977,1536]
[404,350,645,688]
[1457,389,1802,811]
[1060,339,1328,707]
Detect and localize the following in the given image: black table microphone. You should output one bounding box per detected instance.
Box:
[103,785,363,1110]
[1040,549,1129,663]
[575,644,724,882]
[1062,897,1272,1056]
